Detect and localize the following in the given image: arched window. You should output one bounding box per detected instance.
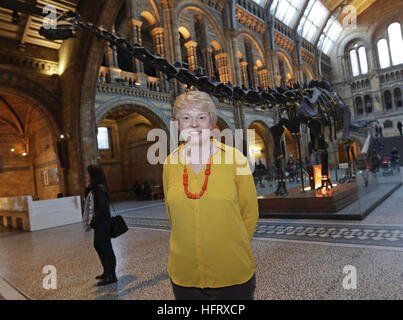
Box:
[358,47,368,74]
[97,127,110,150]
[377,22,403,69]
[270,0,305,27]
[319,16,342,55]
[365,95,373,113]
[394,88,402,108]
[349,43,368,77]
[387,22,403,66]
[350,49,360,77]
[384,91,393,110]
[298,0,328,43]
[355,97,363,115]
[377,39,391,69]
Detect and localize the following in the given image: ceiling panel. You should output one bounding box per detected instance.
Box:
[0,0,78,51]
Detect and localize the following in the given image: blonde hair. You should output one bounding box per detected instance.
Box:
[173,91,217,126]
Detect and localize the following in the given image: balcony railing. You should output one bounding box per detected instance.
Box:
[379,67,403,87]
[351,76,371,92]
[96,82,171,102]
[236,0,265,20]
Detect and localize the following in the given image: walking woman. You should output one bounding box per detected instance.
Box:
[163,91,259,300]
[85,165,117,286]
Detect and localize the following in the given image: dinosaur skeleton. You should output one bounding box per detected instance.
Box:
[1,6,375,196]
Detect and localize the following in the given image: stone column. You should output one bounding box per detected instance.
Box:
[258,68,269,90]
[314,47,322,79]
[266,49,280,87]
[254,66,259,89]
[104,26,122,82]
[151,27,167,92]
[206,48,214,78]
[184,41,198,72]
[161,0,182,98]
[263,15,277,88]
[130,19,144,74]
[151,27,165,56]
[105,43,114,68]
[111,26,119,68]
[215,52,229,84]
[367,46,383,113]
[240,61,248,87]
[226,30,241,85]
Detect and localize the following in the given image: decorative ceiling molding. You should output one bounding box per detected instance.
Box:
[0,50,58,74]
[274,31,295,52]
[199,0,224,12]
[235,5,266,35]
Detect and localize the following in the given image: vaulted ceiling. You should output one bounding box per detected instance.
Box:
[321,0,377,15]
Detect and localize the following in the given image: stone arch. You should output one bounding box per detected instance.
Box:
[355,96,364,115]
[248,120,274,164]
[176,2,225,50]
[336,35,371,59]
[140,10,156,26]
[0,90,65,198]
[237,31,265,63]
[301,64,313,83]
[215,115,231,131]
[394,87,402,108]
[96,100,170,201]
[277,50,294,87]
[178,26,191,41]
[383,90,393,110]
[0,70,61,135]
[96,97,170,130]
[371,14,403,47]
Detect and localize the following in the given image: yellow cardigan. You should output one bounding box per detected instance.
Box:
[163,139,259,288]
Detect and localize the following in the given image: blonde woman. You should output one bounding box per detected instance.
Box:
[163,91,259,300]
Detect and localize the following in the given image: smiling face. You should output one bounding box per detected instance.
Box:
[178,107,212,146]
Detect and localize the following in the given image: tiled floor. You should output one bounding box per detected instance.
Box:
[0,183,402,300]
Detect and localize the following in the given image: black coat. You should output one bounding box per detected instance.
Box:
[89,184,111,228]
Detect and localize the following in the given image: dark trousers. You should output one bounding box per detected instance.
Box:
[171,274,256,300]
[93,220,116,277]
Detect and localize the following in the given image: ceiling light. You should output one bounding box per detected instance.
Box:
[22,152,27,157]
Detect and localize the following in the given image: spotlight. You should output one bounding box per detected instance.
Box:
[60,134,65,139]
[22,152,27,157]
[11,148,15,152]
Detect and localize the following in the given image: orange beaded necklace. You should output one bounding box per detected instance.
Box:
[182,143,212,200]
